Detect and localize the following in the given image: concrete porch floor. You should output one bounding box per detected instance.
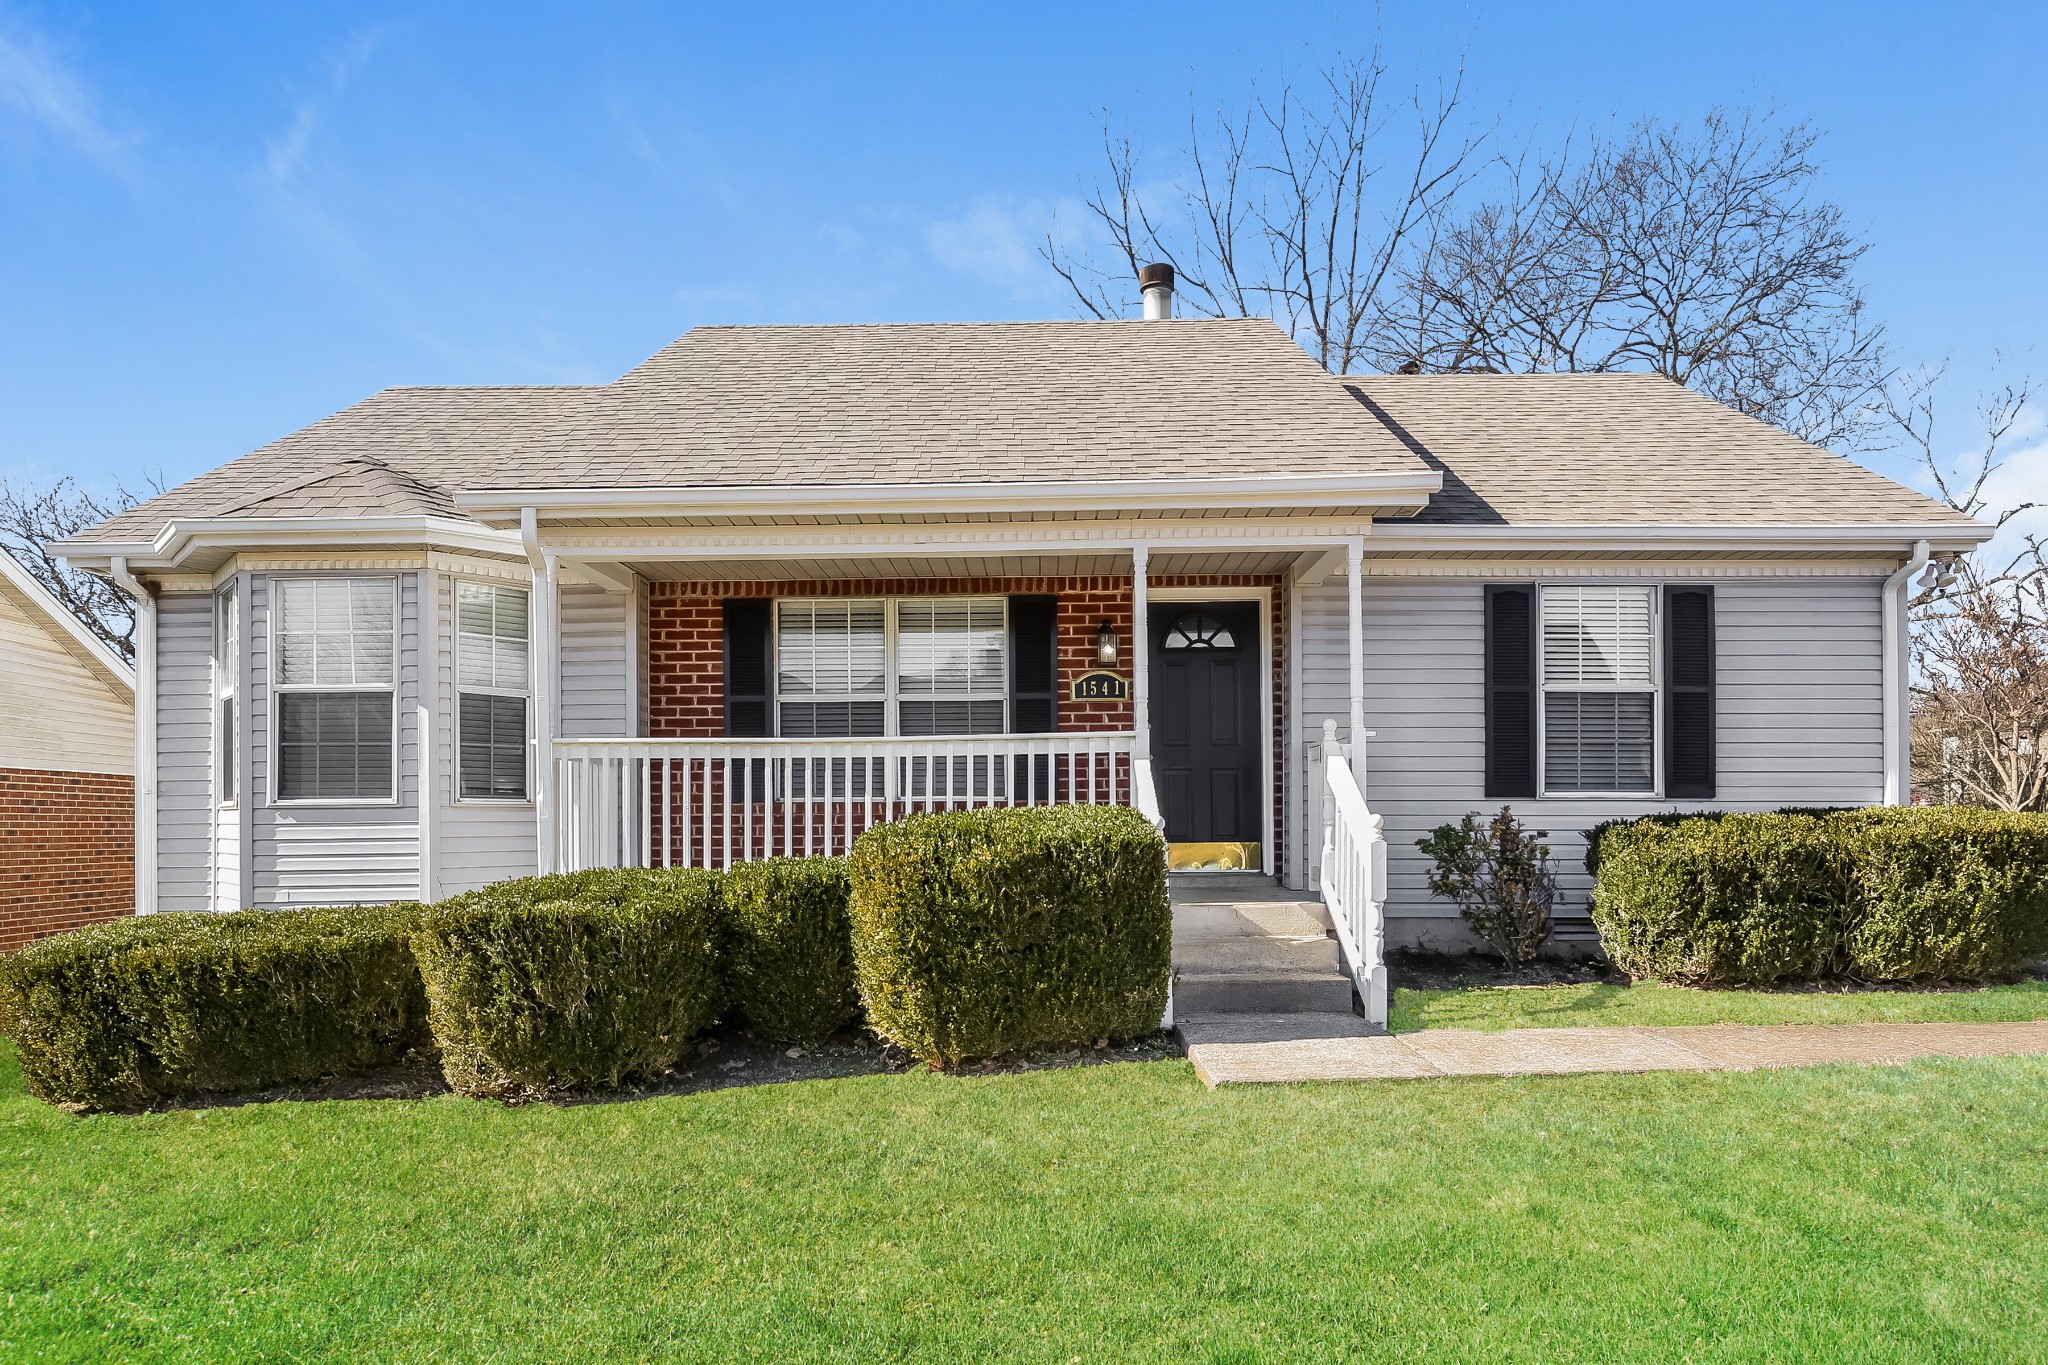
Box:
[1169,873,1382,1047]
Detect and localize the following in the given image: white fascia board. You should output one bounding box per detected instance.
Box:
[452,470,1445,523]
[1363,522,1994,555]
[54,516,522,575]
[0,547,135,690]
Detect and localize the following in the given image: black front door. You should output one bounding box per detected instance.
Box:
[1149,601,1261,857]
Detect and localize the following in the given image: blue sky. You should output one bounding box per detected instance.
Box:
[1,1,2043,514]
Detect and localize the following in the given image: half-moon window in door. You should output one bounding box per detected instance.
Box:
[1162,612,1237,651]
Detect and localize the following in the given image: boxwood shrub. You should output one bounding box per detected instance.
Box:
[0,904,430,1110]
[412,868,722,1099]
[847,804,1170,1067]
[1591,806,2048,984]
[722,856,858,1045]
[1590,813,1847,984]
[1841,807,2048,980]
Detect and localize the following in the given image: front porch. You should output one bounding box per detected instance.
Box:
[526,539,1376,887]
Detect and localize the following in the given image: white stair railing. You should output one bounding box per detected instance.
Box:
[1317,719,1389,1026]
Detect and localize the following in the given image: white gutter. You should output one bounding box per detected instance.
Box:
[1366,523,1992,555]
[53,515,522,575]
[1881,538,1931,806]
[109,557,157,915]
[453,470,1444,523]
[520,509,559,876]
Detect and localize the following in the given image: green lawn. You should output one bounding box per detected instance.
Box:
[1391,977,2048,1033]
[7,1038,2048,1361]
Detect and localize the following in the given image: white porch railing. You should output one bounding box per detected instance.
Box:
[1315,718,1389,1026]
[554,732,1144,872]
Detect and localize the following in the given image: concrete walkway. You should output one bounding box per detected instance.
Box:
[1186,1020,2048,1088]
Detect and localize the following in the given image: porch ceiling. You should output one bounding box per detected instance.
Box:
[620,549,1310,582]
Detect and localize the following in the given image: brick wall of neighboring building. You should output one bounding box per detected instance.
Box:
[644,573,1288,865]
[0,766,134,953]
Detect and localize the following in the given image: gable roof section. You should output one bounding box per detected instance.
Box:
[0,547,134,696]
[1348,372,1977,530]
[70,320,1430,550]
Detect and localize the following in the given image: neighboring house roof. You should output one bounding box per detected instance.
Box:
[0,547,134,696]
[1348,373,1977,530]
[62,317,1978,555]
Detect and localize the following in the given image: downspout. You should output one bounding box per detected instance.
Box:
[110,557,157,915]
[521,509,560,874]
[1881,538,1930,806]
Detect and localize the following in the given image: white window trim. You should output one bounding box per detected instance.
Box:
[214,583,238,809]
[1536,581,1663,800]
[772,596,1010,739]
[267,574,401,808]
[453,578,534,805]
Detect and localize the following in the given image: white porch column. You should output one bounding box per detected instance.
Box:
[522,509,561,874]
[1131,544,1151,759]
[1346,538,1366,787]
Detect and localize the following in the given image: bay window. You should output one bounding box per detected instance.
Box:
[273,577,396,802]
[456,581,531,800]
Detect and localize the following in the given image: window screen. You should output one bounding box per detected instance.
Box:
[1540,585,1655,793]
[457,582,530,799]
[895,598,1006,736]
[274,578,396,801]
[776,600,886,737]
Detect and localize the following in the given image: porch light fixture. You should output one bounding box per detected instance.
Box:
[1096,619,1119,666]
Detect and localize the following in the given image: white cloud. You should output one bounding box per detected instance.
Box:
[262,26,387,192]
[925,195,1064,297]
[0,15,130,173]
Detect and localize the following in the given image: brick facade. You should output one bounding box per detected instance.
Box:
[0,766,134,953]
[644,573,1288,866]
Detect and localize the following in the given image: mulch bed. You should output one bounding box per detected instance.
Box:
[130,1024,1181,1113]
[1388,947,2048,994]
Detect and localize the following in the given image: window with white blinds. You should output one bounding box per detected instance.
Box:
[1540,585,1656,793]
[273,578,397,802]
[456,582,530,800]
[777,600,887,737]
[896,598,1006,736]
[774,598,1008,737]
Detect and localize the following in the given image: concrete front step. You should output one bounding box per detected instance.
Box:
[1175,934,1340,975]
[1174,969,1356,1015]
[1172,901,1331,940]
[1176,1012,1384,1046]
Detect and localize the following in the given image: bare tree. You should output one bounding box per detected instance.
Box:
[0,475,158,661]
[1394,110,1890,448]
[1893,367,2048,808]
[1044,46,1488,375]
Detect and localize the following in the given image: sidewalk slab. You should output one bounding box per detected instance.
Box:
[1397,1026,1717,1077]
[1186,1019,2048,1089]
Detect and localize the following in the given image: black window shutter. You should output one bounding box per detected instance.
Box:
[1484,585,1537,798]
[1664,585,1716,798]
[1008,595,1058,733]
[723,598,772,737]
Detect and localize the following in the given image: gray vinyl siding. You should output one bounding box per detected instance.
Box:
[153,592,214,912]
[436,569,538,896]
[560,583,631,738]
[247,573,423,908]
[1297,574,1886,948]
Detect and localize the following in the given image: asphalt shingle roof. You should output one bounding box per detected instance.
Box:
[78,320,1421,546]
[1348,372,1974,529]
[69,320,1974,547]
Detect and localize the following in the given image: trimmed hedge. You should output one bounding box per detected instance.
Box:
[847,804,1170,1067]
[722,856,858,1045]
[1582,807,1849,878]
[1591,807,2048,984]
[412,869,723,1098]
[0,905,429,1110]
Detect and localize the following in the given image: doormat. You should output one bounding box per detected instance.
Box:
[1168,841,1262,872]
